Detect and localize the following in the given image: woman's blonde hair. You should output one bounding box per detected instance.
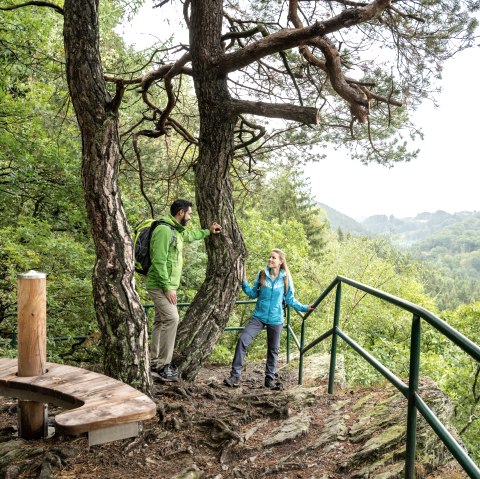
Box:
[258,248,290,292]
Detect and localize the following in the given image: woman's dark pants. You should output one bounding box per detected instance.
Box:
[230,317,283,380]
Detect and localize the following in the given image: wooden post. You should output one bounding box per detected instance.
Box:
[17,270,47,439]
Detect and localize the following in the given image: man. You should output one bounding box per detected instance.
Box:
[147,199,222,381]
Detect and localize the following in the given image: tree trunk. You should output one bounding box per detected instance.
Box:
[63,0,152,393]
[175,0,247,379]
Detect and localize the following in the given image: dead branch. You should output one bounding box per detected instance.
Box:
[234,116,266,153]
[132,133,155,217]
[218,22,326,74]
[229,99,319,124]
[219,0,392,75]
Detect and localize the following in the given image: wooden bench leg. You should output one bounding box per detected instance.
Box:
[88,422,141,446]
[18,400,48,439]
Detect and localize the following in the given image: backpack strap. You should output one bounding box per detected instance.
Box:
[156,220,175,247]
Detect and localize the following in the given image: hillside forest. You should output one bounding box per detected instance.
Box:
[323,206,480,311]
[0,0,479,468]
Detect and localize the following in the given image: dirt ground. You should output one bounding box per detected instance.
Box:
[0,360,468,479]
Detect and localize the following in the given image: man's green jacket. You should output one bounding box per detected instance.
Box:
[146,214,210,292]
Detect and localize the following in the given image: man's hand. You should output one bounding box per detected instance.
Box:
[165,290,177,305]
[210,222,222,234]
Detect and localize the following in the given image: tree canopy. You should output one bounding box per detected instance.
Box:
[0,0,478,390]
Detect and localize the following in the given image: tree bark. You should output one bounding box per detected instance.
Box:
[174,0,247,379]
[63,0,151,393]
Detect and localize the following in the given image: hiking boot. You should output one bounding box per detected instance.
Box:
[265,377,283,390]
[157,364,178,382]
[264,377,276,389]
[223,375,240,387]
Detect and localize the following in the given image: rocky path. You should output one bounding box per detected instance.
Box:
[0,356,469,479]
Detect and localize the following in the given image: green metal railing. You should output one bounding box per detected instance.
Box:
[6,300,300,357]
[144,300,300,363]
[298,275,480,479]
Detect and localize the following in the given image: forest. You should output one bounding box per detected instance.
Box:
[324,206,480,310]
[0,0,479,467]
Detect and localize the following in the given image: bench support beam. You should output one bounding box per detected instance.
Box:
[88,422,141,446]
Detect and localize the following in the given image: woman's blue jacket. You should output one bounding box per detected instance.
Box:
[242,267,308,325]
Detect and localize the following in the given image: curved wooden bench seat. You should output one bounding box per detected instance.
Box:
[0,358,156,445]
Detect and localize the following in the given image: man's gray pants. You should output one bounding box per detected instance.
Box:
[148,288,179,369]
[230,317,283,380]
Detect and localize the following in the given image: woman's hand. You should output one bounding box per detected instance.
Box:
[308,304,314,312]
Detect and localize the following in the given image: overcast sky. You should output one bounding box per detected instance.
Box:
[121,6,480,221]
[305,47,480,220]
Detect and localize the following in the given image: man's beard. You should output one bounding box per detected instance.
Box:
[180,217,188,226]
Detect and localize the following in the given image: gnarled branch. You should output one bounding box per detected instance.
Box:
[0,1,63,15]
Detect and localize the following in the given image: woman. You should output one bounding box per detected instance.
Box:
[224,249,313,389]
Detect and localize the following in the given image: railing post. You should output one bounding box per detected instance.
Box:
[328,282,342,394]
[405,314,421,478]
[299,318,306,385]
[286,305,291,363]
[17,270,48,439]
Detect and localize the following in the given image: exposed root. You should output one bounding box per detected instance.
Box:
[261,461,303,476]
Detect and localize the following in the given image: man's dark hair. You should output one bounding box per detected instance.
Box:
[170,199,193,217]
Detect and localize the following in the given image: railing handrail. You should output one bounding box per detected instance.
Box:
[4,300,261,346]
[299,275,480,479]
[302,275,480,362]
[145,299,299,362]
[338,276,480,361]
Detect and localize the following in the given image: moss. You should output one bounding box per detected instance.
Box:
[360,424,406,457]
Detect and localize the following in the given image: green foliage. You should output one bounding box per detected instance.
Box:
[357,210,480,310]
[0,217,96,360]
[265,169,330,252]
[307,235,434,385]
[239,167,331,255]
[412,213,480,309]
[0,4,85,232]
[0,3,100,361]
[209,343,238,365]
[419,303,480,462]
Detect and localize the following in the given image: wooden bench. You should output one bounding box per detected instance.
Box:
[0,358,157,446]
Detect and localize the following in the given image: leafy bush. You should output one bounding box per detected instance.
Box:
[0,217,96,360]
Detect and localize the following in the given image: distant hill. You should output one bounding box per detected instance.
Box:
[318,205,480,310]
[317,203,367,234]
[361,210,480,246]
[317,204,480,254]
